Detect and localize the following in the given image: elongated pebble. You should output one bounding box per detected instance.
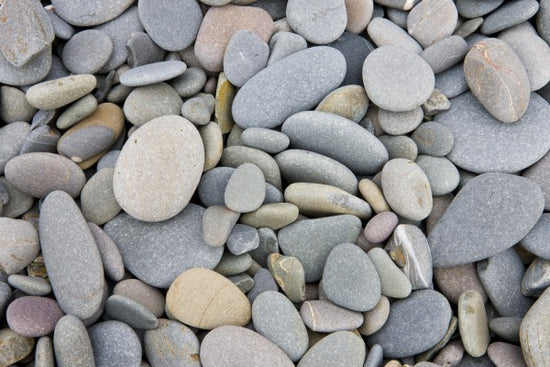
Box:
[240,203,299,230]
[300,300,364,332]
[26,75,97,110]
[88,320,142,367]
[120,61,187,87]
[368,248,412,298]
[54,315,95,367]
[7,275,51,296]
[359,296,390,336]
[88,223,124,282]
[242,128,290,154]
[458,290,489,357]
[105,294,159,330]
[202,206,240,247]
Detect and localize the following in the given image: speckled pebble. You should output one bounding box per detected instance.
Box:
[144,319,200,367]
[123,83,182,126]
[7,275,51,296]
[120,61,187,87]
[88,320,142,367]
[300,300,364,332]
[62,30,113,74]
[7,296,64,337]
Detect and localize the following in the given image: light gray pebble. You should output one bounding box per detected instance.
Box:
[0,86,36,123]
[106,84,132,104]
[456,0,504,18]
[481,0,539,35]
[522,257,550,297]
[421,35,469,74]
[364,344,384,367]
[521,213,550,259]
[54,315,95,367]
[88,223,124,281]
[298,331,366,367]
[454,17,484,38]
[0,122,31,174]
[434,63,468,99]
[0,282,10,314]
[412,121,454,157]
[105,294,159,330]
[123,82,182,126]
[170,67,207,97]
[88,320,142,367]
[62,30,113,74]
[523,152,550,211]
[367,17,423,54]
[126,32,165,68]
[7,275,51,296]
[416,155,460,196]
[45,6,75,40]
[214,251,252,276]
[378,106,423,136]
[0,177,34,218]
[386,7,408,28]
[56,94,98,130]
[224,30,269,87]
[181,93,215,125]
[35,335,55,367]
[221,146,282,189]
[229,273,255,293]
[225,163,265,213]
[300,300,364,332]
[406,0,458,47]
[267,31,307,65]
[31,109,56,130]
[97,150,120,170]
[378,135,418,161]
[50,0,134,26]
[286,0,347,44]
[202,205,240,247]
[368,247,412,299]
[120,61,187,87]
[227,224,260,256]
[0,46,52,86]
[144,319,200,367]
[248,268,279,303]
[242,128,290,154]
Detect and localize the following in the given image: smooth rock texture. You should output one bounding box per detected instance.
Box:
[113,279,165,318]
[412,121,454,157]
[421,36,469,74]
[81,169,121,225]
[481,0,539,35]
[267,31,308,65]
[224,30,269,87]
[123,83,182,126]
[378,107,424,136]
[200,325,294,367]
[0,328,35,366]
[0,45,52,86]
[523,152,550,211]
[328,31,375,85]
[435,92,550,173]
[120,61,187,87]
[104,204,223,288]
[6,296,64,337]
[363,212,398,243]
[315,84,369,123]
[297,331,366,367]
[521,213,550,260]
[368,247,412,298]
[428,173,544,267]
[0,87,35,123]
[0,218,39,274]
[488,342,527,367]
[221,146,282,190]
[300,300,364,332]
[50,0,134,26]
[520,286,550,367]
[345,0,373,33]
[286,0,347,44]
[232,47,346,129]
[20,125,60,154]
[105,294,159,330]
[240,203,299,230]
[26,74,97,110]
[363,46,435,112]
[7,274,51,296]
[113,115,204,222]
[144,319,200,367]
[39,191,105,320]
[54,315,95,367]
[434,263,487,304]
[225,163,265,213]
[367,17,423,54]
[359,296,390,336]
[62,30,113,74]
[202,205,240,247]
[242,128,290,154]
[267,253,306,303]
[490,317,522,343]
[416,155,460,196]
[56,94,98,130]
[88,223,124,281]
[407,0,458,47]
[458,290,489,357]
[88,320,142,367]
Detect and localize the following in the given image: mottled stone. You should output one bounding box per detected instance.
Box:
[0,328,35,366]
[26,74,97,110]
[458,291,489,357]
[316,85,369,123]
[144,319,200,367]
[6,296,63,337]
[0,45,52,86]
[434,263,487,304]
[522,257,550,297]
[359,296,390,336]
[267,253,305,303]
[407,0,458,47]
[0,86,36,123]
[20,125,60,154]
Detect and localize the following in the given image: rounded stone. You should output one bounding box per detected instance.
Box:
[481,0,539,35]
[166,268,251,329]
[105,294,159,330]
[0,218,39,275]
[328,31,375,85]
[381,158,433,221]
[0,122,31,175]
[225,163,266,213]
[144,319,200,367]
[53,315,95,367]
[434,263,487,304]
[421,36,469,74]
[62,30,113,74]
[378,135,418,161]
[181,93,215,126]
[407,0,458,48]
[0,177,33,218]
[464,38,531,123]
[286,0,347,44]
[171,66,207,98]
[0,86,36,123]
[367,17,423,54]
[221,146,282,190]
[26,74,97,110]
[378,106,424,136]
[368,247,412,299]
[224,30,269,87]
[123,82,182,126]
[113,279,165,318]
[489,317,522,343]
[297,331,366,367]
[416,155,460,196]
[87,223,124,282]
[345,0,373,33]
[0,45,52,86]
[520,286,550,366]
[50,0,134,26]
[56,94,98,130]
[252,291,309,361]
[522,213,550,260]
[363,212,398,243]
[300,300,364,333]
[359,296,390,336]
[226,224,260,256]
[113,115,204,222]
[120,61,187,87]
[412,121,454,157]
[88,320,142,367]
[487,342,527,367]
[199,122,223,171]
[200,325,294,367]
[81,168,120,225]
[242,128,290,155]
[6,296,63,337]
[267,253,306,303]
[0,328,35,367]
[458,290,489,357]
[363,46,435,112]
[315,84,369,123]
[7,274,51,296]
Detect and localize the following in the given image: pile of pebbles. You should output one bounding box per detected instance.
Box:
[0,0,549,366]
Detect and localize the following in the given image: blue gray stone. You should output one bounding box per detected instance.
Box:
[247,268,279,304]
[412,121,454,157]
[221,146,282,190]
[456,0,504,19]
[50,0,134,26]
[328,32,374,85]
[7,275,51,296]
[88,320,142,367]
[46,6,75,40]
[20,125,60,154]
[298,331,366,367]
[144,319,200,367]
[481,0,539,35]
[0,122,30,174]
[434,63,468,99]
[286,0,347,44]
[0,46,52,86]
[521,213,550,260]
[267,31,307,66]
[105,294,159,330]
[61,30,113,74]
[224,30,269,87]
[242,128,290,154]
[421,35,469,74]
[120,61,187,87]
[416,155,460,196]
[54,315,95,367]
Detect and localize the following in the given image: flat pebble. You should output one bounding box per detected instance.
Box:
[267,253,306,303]
[487,342,527,367]
[20,125,60,154]
[7,275,51,296]
[490,317,521,343]
[202,205,240,247]
[113,279,165,318]
[56,94,98,130]
[434,63,468,99]
[523,152,550,211]
[378,135,418,161]
[458,290,489,357]
[434,263,487,304]
[170,66,206,97]
[0,86,36,123]
[278,215,362,282]
[286,0,347,44]
[520,286,550,366]
[144,319,200,367]
[435,91,550,173]
[126,32,165,68]
[225,163,265,213]
[428,173,544,267]
[300,300,364,332]
[200,325,294,367]
[0,122,31,174]
[328,31,375,85]
[81,169,120,225]
[227,224,260,255]
[364,344,384,367]
[253,291,309,361]
[421,36,469,74]
[481,0,539,35]
[242,128,290,154]
[120,61,187,87]
[368,248,412,298]
[123,83,182,126]
[359,296,390,336]
[240,203,299,230]
[104,204,223,288]
[182,93,215,126]
[412,121,454,157]
[407,0,458,47]
[233,47,345,129]
[522,258,550,297]
[282,111,388,175]
[88,320,142,367]
[105,294,159,330]
[0,328,35,367]
[53,315,95,367]
[214,251,252,277]
[62,30,113,74]
[363,46,434,112]
[378,107,424,136]
[416,155,459,196]
[50,0,133,26]
[267,31,308,65]
[114,115,203,222]
[214,72,237,134]
[367,17,423,54]
[315,85,369,123]
[138,0,202,52]
[247,268,278,303]
[166,268,251,329]
[26,74,97,110]
[298,331,366,367]
[224,30,269,87]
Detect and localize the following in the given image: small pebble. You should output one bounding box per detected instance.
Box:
[88,320,142,367]
[359,296,390,336]
[407,0,458,47]
[224,30,269,87]
[181,93,215,126]
[242,128,290,155]
[120,61,187,87]
[300,300,364,332]
[225,163,266,213]
[267,253,306,303]
[26,74,97,110]
[123,82,182,126]
[298,331,366,367]
[7,275,51,296]
[62,30,113,74]
[6,296,64,337]
[411,121,454,157]
[105,294,159,330]
[458,290,489,357]
[368,248,412,299]
[144,319,200,367]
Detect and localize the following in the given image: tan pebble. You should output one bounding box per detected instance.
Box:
[267,253,305,303]
[358,179,391,213]
[240,203,299,230]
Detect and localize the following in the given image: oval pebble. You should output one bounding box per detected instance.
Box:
[120,61,187,87]
[171,66,207,97]
[123,82,182,127]
[267,253,306,303]
[286,0,347,44]
[481,0,539,35]
[105,294,159,330]
[378,107,424,136]
[421,35,469,74]
[224,30,269,88]
[411,121,454,157]
[35,335,55,367]
[298,331,366,367]
[50,0,134,26]
[0,218,39,274]
[242,128,290,154]
[56,94,98,130]
[239,202,298,230]
[407,0,458,47]
[54,315,95,367]
[315,84,369,123]
[226,224,260,255]
[26,74,97,110]
[359,296,390,336]
[62,30,113,74]
[19,125,60,154]
[88,223,124,281]
[487,342,527,367]
[416,155,460,196]
[0,122,31,174]
[0,328,35,366]
[144,319,200,367]
[7,296,64,337]
[221,146,282,190]
[0,86,35,123]
[520,286,550,366]
[367,17,423,54]
[363,212,398,243]
[113,279,165,318]
[434,263,487,304]
[225,163,265,213]
[7,275,51,296]
[81,169,121,225]
[368,247,412,299]
[88,320,142,367]
[113,115,203,222]
[458,290,489,357]
[300,300,364,333]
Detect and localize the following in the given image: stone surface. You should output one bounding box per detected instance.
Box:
[490,317,522,343]
[300,299,364,332]
[363,212,398,244]
[202,205,240,247]
[0,217,39,275]
[35,335,55,367]
[363,46,435,112]
[416,155,460,196]
[0,177,33,218]
[221,146,282,190]
[81,169,120,225]
[227,224,260,255]
[166,268,251,329]
[521,213,550,260]
[378,107,424,136]
[113,115,203,222]
[267,253,306,303]
[54,315,95,367]
[242,128,290,155]
[345,0,373,33]
[120,61,186,87]
[123,82,182,126]
[428,173,544,267]
[458,290,489,357]
[105,294,159,330]
[367,17,423,54]
[104,204,223,288]
[435,92,550,173]
[378,135,418,161]
[6,296,63,337]
[181,93,215,126]
[434,63,468,99]
[522,257,550,297]
[368,248,412,299]
[50,0,134,26]
[113,279,165,318]
[328,31,375,85]
[247,268,278,304]
[7,274,51,296]
[240,203,299,230]
[523,152,550,211]
[224,30,269,87]
[286,0,347,44]
[267,31,307,65]
[421,35,469,74]
[412,121,454,157]
[0,122,29,174]
[316,85,369,123]
[538,0,550,44]
[0,86,35,123]
[225,163,265,213]
[20,125,60,154]
[481,0,539,35]
[434,263,487,304]
[199,121,223,171]
[87,223,124,281]
[233,47,346,129]
[359,296,390,336]
[126,31,165,68]
[56,94,97,130]
[26,74,97,110]
[0,328,35,366]
[407,0,458,47]
[88,320,142,367]
[0,45,52,86]
[297,331,366,367]
[144,319,200,367]
[487,342,527,367]
[520,286,550,367]
[62,30,113,74]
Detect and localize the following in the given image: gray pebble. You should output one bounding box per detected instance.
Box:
[242,128,290,154]
[0,46,52,86]
[454,17,484,39]
[58,126,114,163]
[363,212,398,244]
[229,273,255,293]
[0,177,34,218]
[378,106,424,136]
[227,224,260,256]
[7,275,51,296]
[105,294,159,330]
[120,61,187,87]
[328,31,375,85]
[88,320,142,367]
[45,6,75,40]
[224,30,269,87]
[62,30,113,74]
[412,121,454,157]
[126,32,165,68]
[372,0,417,10]
[481,0,539,35]
[286,0,347,44]
[487,342,527,367]
[521,213,550,259]
[416,155,460,196]
[421,35,469,74]
[81,168,120,225]
[56,94,98,130]
[202,205,240,248]
[20,125,60,154]
[97,150,120,170]
[367,17,423,54]
[407,0,458,47]
[181,93,215,126]
[214,251,252,276]
[35,335,55,367]
[54,315,95,367]
[422,88,451,116]
[0,86,36,123]
[123,82,182,126]
[113,279,165,318]
[364,344,384,367]
[489,317,521,343]
[267,253,306,303]
[225,163,265,213]
[31,109,56,130]
[523,152,550,211]
[386,8,408,28]
[434,262,487,304]
[198,167,235,206]
[106,84,132,104]
[300,299,364,332]
[144,319,200,367]
[434,63,468,99]
[221,146,282,189]
[88,223,124,281]
[298,331,366,367]
[50,0,134,26]
[0,122,31,174]
[368,248,412,299]
[249,227,279,267]
[519,286,550,367]
[456,0,503,18]
[267,31,307,65]
[522,257,550,297]
[170,66,207,97]
[378,135,418,161]
[0,282,10,314]
[538,0,550,44]
[247,268,278,303]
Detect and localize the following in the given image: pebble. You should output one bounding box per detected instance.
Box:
[345,0,373,33]
[267,253,306,303]
[19,125,59,154]
[378,106,424,136]
[416,315,458,362]
[523,152,550,211]
[481,0,539,35]
[114,115,203,222]
[26,74,97,110]
[0,122,31,174]
[233,47,346,129]
[487,342,527,367]
[224,30,269,87]
[416,155,460,196]
[195,5,273,72]
[56,94,98,130]
[522,258,550,297]
[364,344,384,367]
[105,294,159,330]
[35,335,55,367]
[199,121,223,171]
[252,291,309,361]
[381,158,432,221]
[227,224,260,255]
[521,213,550,260]
[363,46,434,112]
[215,251,252,276]
[367,290,452,358]
[225,163,266,213]
[315,85,369,123]
[0,177,34,218]
[323,243,381,312]
[198,167,236,206]
[0,45,52,86]
[0,328,35,366]
[520,286,550,366]
[240,203,300,230]
[182,93,215,126]
[113,279,165,318]
[53,315,95,367]
[166,268,251,329]
[458,290,489,357]
[123,83,182,126]
[434,263,487,304]
[428,173,544,267]
[406,0,458,48]
[88,221,125,278]
[81,169,120,225]
[222,146,283,190]
[278,215,362,282]
[170,66,206,98]
[433,340,464,367]
[282,111,388,175]
[0,86,36,123]
[7,275,51,296]
[6,296,63,337]
[126,32,165,68]
[423,89,451,117]
[144,319,200,367]
[242,128,290,154]
[328,32,375,85]
[249,228,279,267]
[422,36,469,74]
[214,72,236,134]
[455,0,503,18]
[268,31,308,65]
[0,218,39,275]
[200,325,294,367]
[297,331,366,367]
[464,38,531,123]
[202,205,240,247]
[367,17,423,54]
[286,0,347,44]
[50,0,133,26]
[62,30,113,74]
[478,248,533,317]
[138,0,202,52]
[359,296,390,336]
[378,135,418,161]
[434,63,469,99]
[368,248,412,299]
[436,92,550,173]
[411,121,454,157]
[247,268,279,303]
[539,0,550,43]
[386,224,433,290]
[104,204,223,288]
[490,317,521,343]
[120,61,187,87]
[88,320,142,367]
[300,300,364,332]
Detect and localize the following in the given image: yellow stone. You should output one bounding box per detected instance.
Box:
[214,73,235,134]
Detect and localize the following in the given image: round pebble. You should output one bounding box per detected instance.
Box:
[412,121,454,157]
[378,106,424,136]
[123,82,182,126]
[224,30,269,87]
[225,163,266,213]
[286,0,347,44]
[367,17,423,54]
[378,135,418,161]
[7,275,51,296]
[363,212,398,243]
[88,320,142,367]
[434,263,487,304]
[7,296,64,337]
[407,0,458,47]
[298,331,366,367]
[415,155,460,196]
[144,319,200,367]
[171,66,207,97]
[62,30,113,74]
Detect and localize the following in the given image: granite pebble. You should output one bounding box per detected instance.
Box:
[298,331,366,367]
[7,275,51,296]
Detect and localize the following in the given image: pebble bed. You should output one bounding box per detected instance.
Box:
[0,0,549,366]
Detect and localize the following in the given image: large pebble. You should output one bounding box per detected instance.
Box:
[233,47,345,129]
[0,217,39,275]
[367,290,452,358]
[53,315,94,367]
[144,319,200,367]
[113,115,203,222]
[407,0,458,47]
[39,191,105,319]
[50,0,134,26]
[0,328,35,366]
[300,300,364,332]
[26,74,97,110]
[252,291,309,361]
[282,111,388,175]
[138,0,202,51]
[62,30,113,74]
[363,46,434,112]
[200,325,294,367]
[88,320,142,367]
[520,286,550,367]
[435,92,550,173]
[297,331,366,367]
[286,0,347,44]
[6,296,64,337]
[428,173,544,267]
[104,204,223,288]
[481,0,539,35]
